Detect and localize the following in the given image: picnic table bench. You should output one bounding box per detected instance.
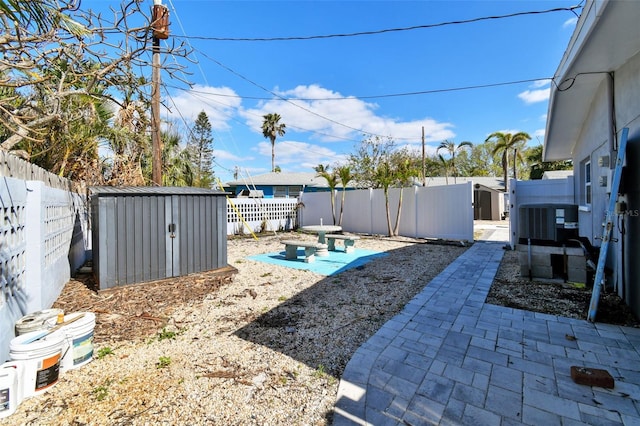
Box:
[281,240,328,263]
[325,234,360,253]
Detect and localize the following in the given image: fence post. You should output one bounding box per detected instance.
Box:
[24,180,44,313]
[509,178,517,249]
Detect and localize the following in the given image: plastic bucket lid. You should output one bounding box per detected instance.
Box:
[15,309,63,335]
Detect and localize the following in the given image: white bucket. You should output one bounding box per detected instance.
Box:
[9,331,65,399]
[60,312,96,372]
[0,361,24,419]
[15,309,63,335]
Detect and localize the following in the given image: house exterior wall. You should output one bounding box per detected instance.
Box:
[570,50,640,313]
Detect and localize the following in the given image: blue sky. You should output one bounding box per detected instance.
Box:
[108,1,580,182]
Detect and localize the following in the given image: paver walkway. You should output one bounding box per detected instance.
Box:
[334,238,640,425]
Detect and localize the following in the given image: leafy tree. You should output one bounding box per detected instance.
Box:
[347,136,395,189]
[0,0,192,181]
[390,150,418,236]
[436,140,473,183]
[188,111,215,188]
[349,137,418,236]
[485,131,531,189]
[261,113,286,172]
[526,144,573,179]
[160,131,194,187]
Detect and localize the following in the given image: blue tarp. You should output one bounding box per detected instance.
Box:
[247,248,387,276]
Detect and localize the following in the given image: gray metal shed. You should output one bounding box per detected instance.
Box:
[89,186,228,290]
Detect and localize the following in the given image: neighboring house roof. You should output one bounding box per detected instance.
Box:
[542,170,574,180]
[226,172,330,188]
[422,176,505,191]
[545,0,640,161]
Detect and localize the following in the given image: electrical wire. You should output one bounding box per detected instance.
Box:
[177,5,583,42]
[165,77,552,102]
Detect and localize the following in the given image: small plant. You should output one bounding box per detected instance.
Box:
[157,328,176,341]
[260,272,272,278]
[93,379,113,401]
[278,295,287,302]
[156,356,172,369]
[313,364,327,378]
[235,259,244,264]
[96,347,114,359]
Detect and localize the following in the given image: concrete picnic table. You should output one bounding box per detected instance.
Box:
[300,224,342,256]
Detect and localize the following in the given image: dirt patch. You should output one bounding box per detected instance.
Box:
[486,249,640,327]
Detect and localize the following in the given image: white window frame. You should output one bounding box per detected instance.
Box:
[584,160,591,206]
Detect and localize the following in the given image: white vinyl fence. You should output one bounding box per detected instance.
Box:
[508,176,576,247]
[299,183,474,240]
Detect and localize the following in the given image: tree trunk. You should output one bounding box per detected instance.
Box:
[384,188,393,237]
[339,189,346,226]
[393,188,404,236]
[271,138,275,172]
[502,151,508,192]
[330,190,336,225]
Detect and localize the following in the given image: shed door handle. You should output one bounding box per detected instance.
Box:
[168,223,176,238]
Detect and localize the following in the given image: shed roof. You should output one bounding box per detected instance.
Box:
[544,0,640,161]
[421,176,505,191]
[541,170,574,180]
[89,186,228,196]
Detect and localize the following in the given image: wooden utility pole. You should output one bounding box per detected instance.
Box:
[151,0,169,186]
[421,126,426,186]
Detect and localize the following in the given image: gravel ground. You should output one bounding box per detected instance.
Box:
[4,233,467,426]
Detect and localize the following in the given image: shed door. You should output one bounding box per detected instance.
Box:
[166,195,219,277]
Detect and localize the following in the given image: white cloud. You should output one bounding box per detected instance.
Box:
[518,88,550,104]
[534,129,545,139]
[254,139,343,171]
[241,84,455,144]
[563,17,578,29]
[530,79,551,89]
[167,84,241,130]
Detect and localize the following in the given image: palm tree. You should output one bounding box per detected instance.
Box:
[436,140,473,184]
[485,131,531,190]
[337,165,353,226]
[438,154,450,185]
[261,113,286,172]
[316,167,338,225]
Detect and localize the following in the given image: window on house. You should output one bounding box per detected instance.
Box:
[584,160,591,205]
[274,187,287,198]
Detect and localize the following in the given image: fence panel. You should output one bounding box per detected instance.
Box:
[227,197,299,235]
[300,184,473,240]
[416,182,474,240]
[0,177,28,361]
[337,190,372,234]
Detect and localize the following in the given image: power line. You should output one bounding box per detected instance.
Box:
[165,77,552,101]
[194,48,401,141]
[176,5,582,42]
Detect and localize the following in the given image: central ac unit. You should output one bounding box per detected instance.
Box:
[518,203,579,244]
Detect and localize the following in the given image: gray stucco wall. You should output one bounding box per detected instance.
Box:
[570,50,640,315]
